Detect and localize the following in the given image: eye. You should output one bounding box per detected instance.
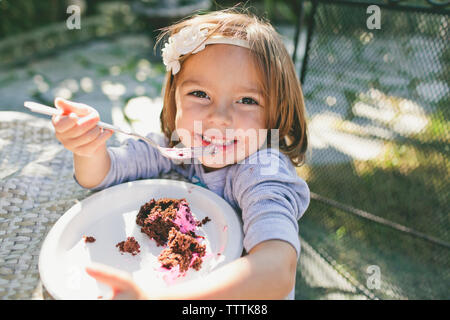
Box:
[238,97,259,105]
[189,90,209,99]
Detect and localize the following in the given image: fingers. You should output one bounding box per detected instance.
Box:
[85,263,141,299]
[52,98,99,136]
[72,129,113,157]
[86,263,133,290]
[57,111,99,139]
[51,98,112,157]
[64,126,102,150]
[54,97,91,117]
[52,112,78,133]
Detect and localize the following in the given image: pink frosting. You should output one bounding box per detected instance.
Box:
[173,200,197,234]
[159,265,183,284]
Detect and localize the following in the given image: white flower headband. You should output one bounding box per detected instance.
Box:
[161,24,251,75]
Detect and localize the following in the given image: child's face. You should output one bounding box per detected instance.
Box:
[174,44,266,171]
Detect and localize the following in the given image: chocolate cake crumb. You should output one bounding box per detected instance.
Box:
[191,256,203,271]
[116,237,140,256]
[197,216,211,227]
[83,236,96,243]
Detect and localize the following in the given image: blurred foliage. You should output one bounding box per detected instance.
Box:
[1,0,447,39]
[0,0,113,38]
[213,0,300,24]
[0,0,303,39]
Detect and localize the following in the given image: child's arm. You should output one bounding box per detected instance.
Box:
[73,149,111,189]
[158,239,297,299]
[86,239,297,300]
[52,98,113,188]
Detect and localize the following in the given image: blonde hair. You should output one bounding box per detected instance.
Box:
[156,7,308,166]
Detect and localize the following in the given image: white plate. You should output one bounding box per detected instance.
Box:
[38,179,243,299]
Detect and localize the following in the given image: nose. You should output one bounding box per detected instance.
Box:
[206,100,233,127]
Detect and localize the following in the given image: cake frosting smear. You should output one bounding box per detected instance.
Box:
[173,199,198,234]
[136,198,210,279]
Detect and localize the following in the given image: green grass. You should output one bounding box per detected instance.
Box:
[296,201,449,299]
[295,113,449,299]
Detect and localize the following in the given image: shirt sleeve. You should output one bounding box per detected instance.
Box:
[86,133,174,191]
[231,148,310,258]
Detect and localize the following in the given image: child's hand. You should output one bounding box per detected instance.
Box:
[85,263,150,300]
[52,98,113,157]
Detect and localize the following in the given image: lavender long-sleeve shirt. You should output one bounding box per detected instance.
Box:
[84,133,310,299]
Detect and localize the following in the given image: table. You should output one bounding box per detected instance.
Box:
[0,112,187,299]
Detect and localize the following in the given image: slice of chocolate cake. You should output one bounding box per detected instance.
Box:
[136,198,210,274]
[136,198,199,246]
[158,227,206,273]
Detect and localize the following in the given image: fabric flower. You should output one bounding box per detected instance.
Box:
[162,24,209,75]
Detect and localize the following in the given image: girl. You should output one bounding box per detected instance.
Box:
[52,8,310,300]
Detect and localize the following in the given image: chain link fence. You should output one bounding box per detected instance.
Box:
[297,1,449,299]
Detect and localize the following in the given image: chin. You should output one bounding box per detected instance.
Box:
[198,156,233,169]
[198,151,252,169]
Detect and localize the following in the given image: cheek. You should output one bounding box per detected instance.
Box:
[174,89,186,127]
[174,109,183,129]
[175,99,210,135]
[174,102,192,129]
[240,131,266,155]
[237,115,267,154]
[175,96,199,123]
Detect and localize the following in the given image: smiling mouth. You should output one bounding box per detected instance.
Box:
[199,134,238,151]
